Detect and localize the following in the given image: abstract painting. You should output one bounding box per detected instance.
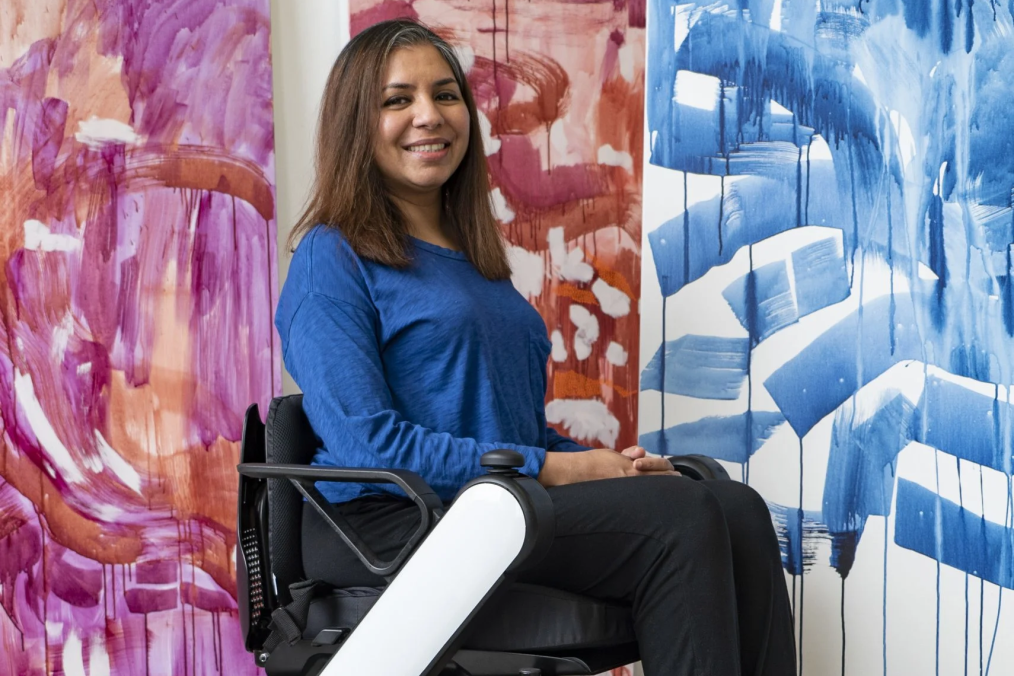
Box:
[351,0,647,452]
[640,0,1014,673]
[0,1,277,674]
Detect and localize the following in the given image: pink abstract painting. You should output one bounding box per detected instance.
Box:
[351,0,647,451]
[0,1,278,675]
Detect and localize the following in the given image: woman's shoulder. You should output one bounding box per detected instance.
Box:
[283,224,374,310]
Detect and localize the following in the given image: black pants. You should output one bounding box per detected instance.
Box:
[302,476,796,676]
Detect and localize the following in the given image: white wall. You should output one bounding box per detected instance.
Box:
[270,0,350,394]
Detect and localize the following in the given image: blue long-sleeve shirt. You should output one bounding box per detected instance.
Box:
[274,224,586,503]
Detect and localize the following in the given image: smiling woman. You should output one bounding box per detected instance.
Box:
[287,19,510,279]
[276,18,796,676]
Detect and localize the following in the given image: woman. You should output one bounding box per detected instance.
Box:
[275,18,796,676]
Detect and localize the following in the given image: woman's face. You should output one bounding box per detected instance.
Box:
[373,44,471,203]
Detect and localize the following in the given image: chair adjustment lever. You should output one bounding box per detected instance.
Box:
[480,449,525,476]
[311,628,348,647]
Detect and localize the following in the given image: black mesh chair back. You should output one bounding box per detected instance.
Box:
[237,394,322,652]
[237,403,271,651]
[265,394,320,606]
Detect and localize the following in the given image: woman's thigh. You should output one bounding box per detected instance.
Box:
[516,475,736,602]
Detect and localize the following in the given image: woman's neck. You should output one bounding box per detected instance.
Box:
[390,191,459,250]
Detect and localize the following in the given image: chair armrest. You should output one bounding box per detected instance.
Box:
[237,463,444,579]
[667,454,732,481]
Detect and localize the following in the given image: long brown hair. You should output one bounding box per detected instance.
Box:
[289,19,511,280]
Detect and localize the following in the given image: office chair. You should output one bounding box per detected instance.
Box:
[236,394,731,676]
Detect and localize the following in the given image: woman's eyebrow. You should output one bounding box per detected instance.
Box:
[382,77,457,91]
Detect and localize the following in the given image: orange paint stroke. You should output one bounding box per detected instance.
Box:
[122,145,275,221]
[0,443,143,564]
[554,370,634,399]
[589,259,636,299]
[555,283,598,306]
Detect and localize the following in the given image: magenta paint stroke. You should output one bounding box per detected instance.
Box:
[0,1,278,674]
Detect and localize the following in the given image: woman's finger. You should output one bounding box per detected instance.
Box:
[620,445,647,459]
[633,456,675,472]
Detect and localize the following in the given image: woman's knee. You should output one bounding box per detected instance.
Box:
[705,480,771,522]
[628,476,730,534]
[704,480,781,550]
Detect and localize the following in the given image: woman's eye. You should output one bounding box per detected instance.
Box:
[383,96,409,106]
[436,91,459,101]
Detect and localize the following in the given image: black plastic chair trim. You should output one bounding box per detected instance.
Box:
[238,403,274,652]
[237,463,444,579]
[667,453,731,481]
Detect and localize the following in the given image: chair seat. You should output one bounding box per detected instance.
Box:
[304,583,636,653]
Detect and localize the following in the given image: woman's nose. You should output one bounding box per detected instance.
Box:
[412,97,444,129]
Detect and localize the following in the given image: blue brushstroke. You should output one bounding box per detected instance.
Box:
[638,411,785,461]
[963,0,975,55]
[971,47,1014,206]
[929,192,949,329]
[649,10,886,186]
[942,0,955,53]
[764,266,1014,437]
[901,0,932,37]
[814,374,1014,575]
[768,502,828,576]
[1005,246,1014,337]
[649,170,850,297]
[917,374,1014,474]
[831,531,862,579]
[724,260,796,343]
[640,335,749,400]
[723,237,850,342]
[823,393,914,535]
[815,10,871,62]
[794,238,851,316]
[764,295,930,436]
[894,479,1014,589]
[975,207,1013,254]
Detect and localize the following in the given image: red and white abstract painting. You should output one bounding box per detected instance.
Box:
[351,0,647,454]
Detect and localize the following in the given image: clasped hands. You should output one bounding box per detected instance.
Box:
[537,445,680,488]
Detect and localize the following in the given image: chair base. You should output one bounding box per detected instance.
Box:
[265,641,637,676]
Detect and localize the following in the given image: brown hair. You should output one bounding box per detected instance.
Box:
[289,19,511,280]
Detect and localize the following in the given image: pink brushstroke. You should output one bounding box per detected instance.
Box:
[0,1,278,675]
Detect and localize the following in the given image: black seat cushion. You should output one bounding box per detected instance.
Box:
[466,584,636,652]
[304,583,635,652]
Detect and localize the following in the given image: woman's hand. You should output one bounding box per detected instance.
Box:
[537,447,679,487]
[619,445,678,473]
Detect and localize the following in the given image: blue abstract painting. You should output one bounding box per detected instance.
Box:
[639,1,1014,673]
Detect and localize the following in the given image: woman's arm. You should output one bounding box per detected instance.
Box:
[283,291,548,500]
[545,425,590,452]
[537,447,677,487]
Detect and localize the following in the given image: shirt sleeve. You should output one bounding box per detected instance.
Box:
[545,425,592,452]
[283,291,548,501]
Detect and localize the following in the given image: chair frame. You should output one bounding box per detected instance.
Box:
[236,396,730,676]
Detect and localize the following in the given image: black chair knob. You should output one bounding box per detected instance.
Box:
[480,449,525,473]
